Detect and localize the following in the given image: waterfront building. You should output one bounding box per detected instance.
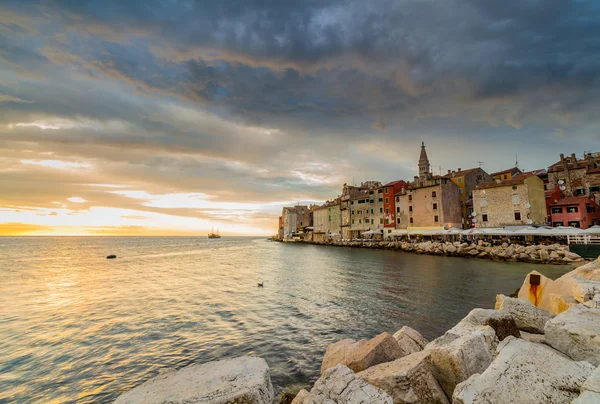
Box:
[404,143,463,230]
[548,196,600,228]
[490,167,522,182]
[394,191,410,229]
[443,167,493,228]
[312,200,341,241]
[472,174,546,228]
[281,205,310,238]
[383,180,409,237]
[325,202,342,238]
[368,186,385,236]
[340,182,380,238]
[515,169,549,190]
[278,216,284,240]
[547,152,600,203]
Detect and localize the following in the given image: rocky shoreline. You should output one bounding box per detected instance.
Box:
[299,239,587,265]
[113,258,600,403]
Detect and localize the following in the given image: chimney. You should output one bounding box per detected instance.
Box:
[560,153,565,162]
[458,168,462,172]
[447,169,452,174]
[571,153,576,161]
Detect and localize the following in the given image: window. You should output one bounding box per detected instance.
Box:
[544,184,548,190]
[419,181,424,187]
[568,221,580,228]
[590,186,600,193]
[385,208,389,214]
[328,215,331,221]
[512,195,520,205]
[359,219,362,224]
[369,190,374,195]
[574,188,585,196]
[567,206,578,213]
[434,215,439,222]
[352,219,355,224]
[384,187,388,193]
[514,211,521,221]
[552,207,563,214]
[482,214,488,222]
[396,196,400,202]
[512,185,518,191]
[385,197,389,204]
[410,217,414,224]
[458,178,462,183]
[300,222,303,226]
[504,174,508,180]
[351,201,354,205]
[358,210,362,214]
[380,218,383,224]
[553,221,564,227]
[587,205,596,213]
[408,195,413,201]
[380,207,383,213]
[371,219,374,224]
[378,198,383,202]
[397,218,401,224]
[352,210,355,215]
[370,209,374,214]
[378,189,383,194]
[432,191,437,198]
[396,207,400,213]
[480,198,488,207]
[409,206,413,212]
[459,188,463,195]
[433,203,438,210]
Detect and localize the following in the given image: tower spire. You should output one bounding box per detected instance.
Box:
[418,142,430,179]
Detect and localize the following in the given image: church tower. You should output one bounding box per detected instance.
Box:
[418,141,430,180]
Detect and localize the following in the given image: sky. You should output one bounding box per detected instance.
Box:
[1,0,599,236]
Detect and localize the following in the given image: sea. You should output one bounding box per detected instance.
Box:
[0,236,573,403]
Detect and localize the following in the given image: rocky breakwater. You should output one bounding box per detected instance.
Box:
[113,258,600,404]
[312,239,585,265]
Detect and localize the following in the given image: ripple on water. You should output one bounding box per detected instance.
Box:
[0,236,574,403]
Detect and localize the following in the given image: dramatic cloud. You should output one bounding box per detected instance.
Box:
[0,0,598,235]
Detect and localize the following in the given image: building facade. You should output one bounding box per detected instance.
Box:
[549,196,600,228]
[383,180,409,230]
[472,175,546,228]
[443,167,493,228]
[547,152,600,203]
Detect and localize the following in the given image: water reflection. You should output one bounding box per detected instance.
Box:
[0,237,572,403]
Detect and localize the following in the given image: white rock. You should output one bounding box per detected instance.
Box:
[544,304,600,366]
[495,294,554,333]
[321,332,403,374]
[453,337,595,404]
[393,326,428,357]
[549,292,578,315]
[573,366,600,403]
[357,351,449,404]
[291,389,310,404]
[113,356,274,404]
[519,331,546,344]
[424,325,498,397]
[304,364,392,404]
[584,293,600,309]
[456,308,520,341]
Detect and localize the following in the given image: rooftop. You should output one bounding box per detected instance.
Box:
[490,167,521,177]
[476,177,526,190]
[442,167,481,178]
[549,196,597,206]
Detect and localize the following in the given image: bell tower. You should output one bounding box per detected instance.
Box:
[418,142,430,180]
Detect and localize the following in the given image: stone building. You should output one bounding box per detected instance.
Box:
[547,152,600,203]
[281,205,310,238]
[443,167,494,228]
[277,216,283,240]
[394,191,410,230]
[340,182,381,238]
[490,167,522,182]
[312,200,341,241]
[402,143,463,230]
[349,192,371,238]
[472,174,546,228]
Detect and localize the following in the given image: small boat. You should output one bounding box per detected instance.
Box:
[208,228,221,239]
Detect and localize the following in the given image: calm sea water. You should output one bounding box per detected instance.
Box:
[0,237,573,403]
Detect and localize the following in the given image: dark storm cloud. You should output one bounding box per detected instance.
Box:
[1,0,599,234]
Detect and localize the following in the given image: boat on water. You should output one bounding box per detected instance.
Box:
[208,228,221,239]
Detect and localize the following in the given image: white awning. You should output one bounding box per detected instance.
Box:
[583,225,600,235]
[551,226,586,235]
[363,229,383,235]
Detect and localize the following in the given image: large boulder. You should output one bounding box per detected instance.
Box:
[290,389,310,404]
[573,367,600,404]
[321,332,403,374]
[453,337,595,404]
[113,356,274,404]
[424,325,498,397]
[544,304,600,366]
[303,364,392,403]
[393,326,428,357]
[549,292,578,315]
[495,294,553,334]
[457,308,520,341]
[357,351,449,404]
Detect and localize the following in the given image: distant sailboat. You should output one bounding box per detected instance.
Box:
[208,227,221,239]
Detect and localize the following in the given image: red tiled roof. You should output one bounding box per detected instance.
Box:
[442,167,481,178]
[513,169,547,180]
[476,178,526,190]
[383,180,408,187]
[550,196,596,206]
[588,167,600,174]
[490,167,520,177]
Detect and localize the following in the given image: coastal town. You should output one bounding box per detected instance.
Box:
[277,144,600,246]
